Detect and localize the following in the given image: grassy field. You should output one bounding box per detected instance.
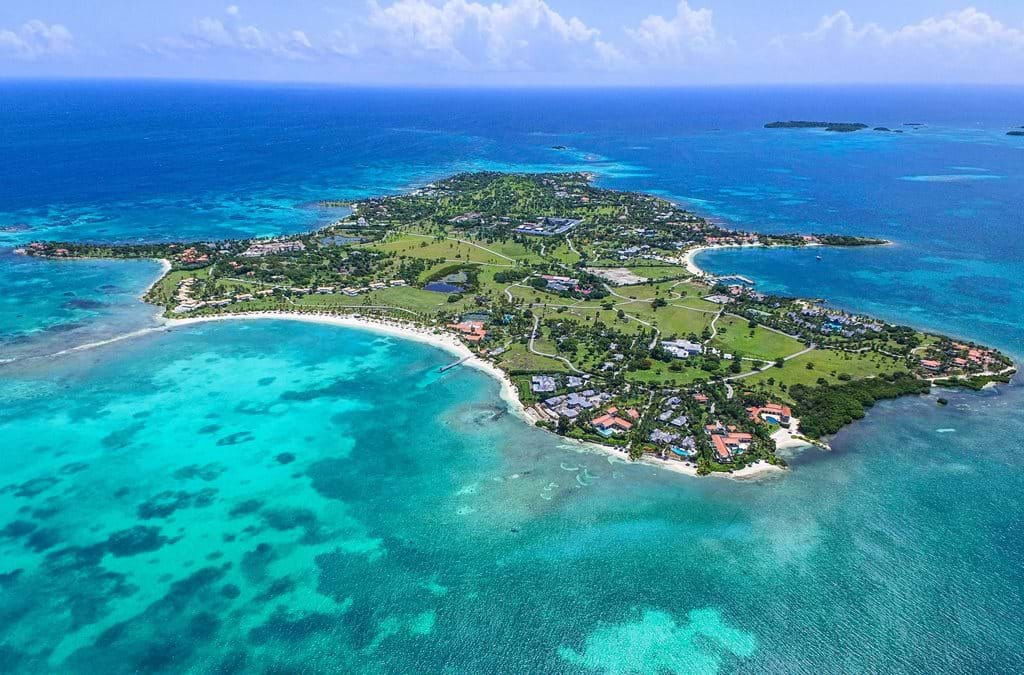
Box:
[627,303,715,337]
[624,361,715,386]
[620,264,690,281]
[710,315,805,360]
[545,241,582,265]
[367,234,515,266]
[743,348,909,399]
[287,286,471,316]
[478,239,545,263]
[496,343,569,373]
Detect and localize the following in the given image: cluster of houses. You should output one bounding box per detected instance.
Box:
[540,389,611,421]
[24,242,69,257]
[170,278,276,314]
[919,341,1006,376]
[168,275,411,314]
[703,235,761,246]
[177,247,210,265]
[530,373,589,394]
[786,306,884,338]
[332,279,407,297]
[704,421,753,463]
[514,216,582,237]
[240,240,307,258]
[646,395,698,460]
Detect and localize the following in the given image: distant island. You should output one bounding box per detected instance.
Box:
[20,173,1015,478]
[1008,130,1024,137]
[765,121,869,133]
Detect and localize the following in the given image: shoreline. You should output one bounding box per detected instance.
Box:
[165,311,533,425]
[12,305,785,482]
[681,242,823,277]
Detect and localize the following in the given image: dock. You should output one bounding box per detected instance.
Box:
[713,274,755,285]
[439,356,471,373]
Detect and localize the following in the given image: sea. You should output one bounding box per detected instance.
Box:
[1,82,1022,673]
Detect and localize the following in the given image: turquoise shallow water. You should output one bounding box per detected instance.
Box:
[1,320,1022,672]
[2,84,1024,672]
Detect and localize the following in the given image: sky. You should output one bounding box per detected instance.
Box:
[2,1,1024,85]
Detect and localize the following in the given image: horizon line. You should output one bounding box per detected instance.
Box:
[3,75,1024,90]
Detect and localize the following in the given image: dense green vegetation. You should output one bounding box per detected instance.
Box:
[789,374,930,439]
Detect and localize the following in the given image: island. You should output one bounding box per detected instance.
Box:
[765,121,869,133]
[1008,130,1024,137]
[19,172,1016,477]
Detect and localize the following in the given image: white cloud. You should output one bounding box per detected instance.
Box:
[135,2,1024,83]
[150,13,317,61]
[364,0,621,70]
[766,7,1024,82]
[624,1,719,61]
[0,20,74,60]
[793,7,1024,52]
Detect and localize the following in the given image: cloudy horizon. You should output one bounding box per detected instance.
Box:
[2,1,1024,85]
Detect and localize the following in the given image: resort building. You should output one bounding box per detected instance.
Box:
[705,421,754,463]
[531,375,557,393]
[747,403,793,427]
[513,216,582,237]
[662,339,704,359]
[240,240,306,257]
[592,408,635,437]
[449,320,488,343]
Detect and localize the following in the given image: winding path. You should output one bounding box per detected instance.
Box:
[529,315,584,374]
[725,345,817,381]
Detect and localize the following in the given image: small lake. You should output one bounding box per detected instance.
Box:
[424,271,469,293]
[424,281,465,293]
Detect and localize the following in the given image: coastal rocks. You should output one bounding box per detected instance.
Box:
[103,526,170,557]
[215,430,255,446]
[4,476,60,499]
[172,463,226,482]
[136,488,218,520]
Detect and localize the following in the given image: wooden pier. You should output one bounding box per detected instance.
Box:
[439,356,471,373]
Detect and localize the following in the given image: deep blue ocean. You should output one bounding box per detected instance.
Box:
[1,82,1022,673]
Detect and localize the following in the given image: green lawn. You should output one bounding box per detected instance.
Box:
[743,348,909,399]
[628,303,715,338]
[496,343,569,373]
[621,264,690,281]
[367,234,514,266]
[623,361,716,386]
[710,316,805,361]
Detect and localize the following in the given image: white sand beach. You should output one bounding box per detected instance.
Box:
[26,305,795,482]
[166,311,532,424]
[681,242,824,277]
